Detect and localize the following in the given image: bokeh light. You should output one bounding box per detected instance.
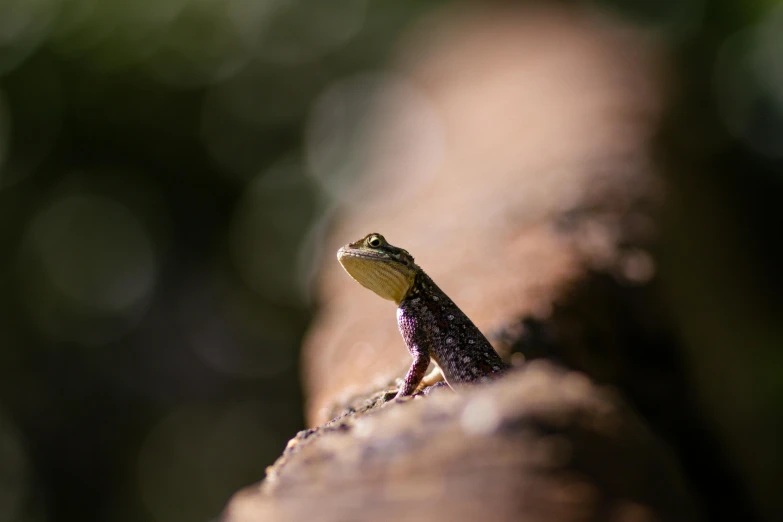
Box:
[753,5,783,111]
[19,191,159,345]
[230,155,319,307]
[33,194,154,311]
[0,0,55,74]
[50,0,190,70]
[305,72,442,205]
[252,0,367,64]
[714,5,783,159]
[142,0,254,87]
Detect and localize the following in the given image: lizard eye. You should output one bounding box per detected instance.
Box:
[368,235,382,248]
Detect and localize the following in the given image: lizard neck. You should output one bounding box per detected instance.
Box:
[400,270,440,304]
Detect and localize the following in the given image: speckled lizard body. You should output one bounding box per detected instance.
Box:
[337,233,509,398]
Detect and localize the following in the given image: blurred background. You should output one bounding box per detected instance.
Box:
[0,1,781,522]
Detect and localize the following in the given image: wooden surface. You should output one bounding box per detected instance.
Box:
[224,362,695,522]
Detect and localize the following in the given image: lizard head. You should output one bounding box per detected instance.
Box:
[337,233,417,304]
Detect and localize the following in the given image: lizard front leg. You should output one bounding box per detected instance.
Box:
[395,347,430,398]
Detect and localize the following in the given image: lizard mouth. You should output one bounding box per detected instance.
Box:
[337,247,389,262]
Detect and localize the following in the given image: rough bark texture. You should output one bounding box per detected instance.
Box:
[224,362,695,522]
[223,4,756,522]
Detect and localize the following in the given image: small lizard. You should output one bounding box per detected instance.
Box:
[337,233,509,398]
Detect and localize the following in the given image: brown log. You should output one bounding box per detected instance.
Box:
[224,4,722,521]
[224,362,695,522]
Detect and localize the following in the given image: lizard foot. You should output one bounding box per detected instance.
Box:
[422,381,450,395]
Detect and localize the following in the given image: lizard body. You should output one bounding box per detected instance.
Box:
[337,233,508,398]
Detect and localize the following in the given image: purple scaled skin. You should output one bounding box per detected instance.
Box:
[337,233,508,398]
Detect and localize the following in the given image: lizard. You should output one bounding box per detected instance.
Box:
[337,233,509,399]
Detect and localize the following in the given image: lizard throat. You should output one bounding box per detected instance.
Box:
[337,250,415,304]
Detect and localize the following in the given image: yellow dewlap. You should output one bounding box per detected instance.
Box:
[337,250,414,304]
